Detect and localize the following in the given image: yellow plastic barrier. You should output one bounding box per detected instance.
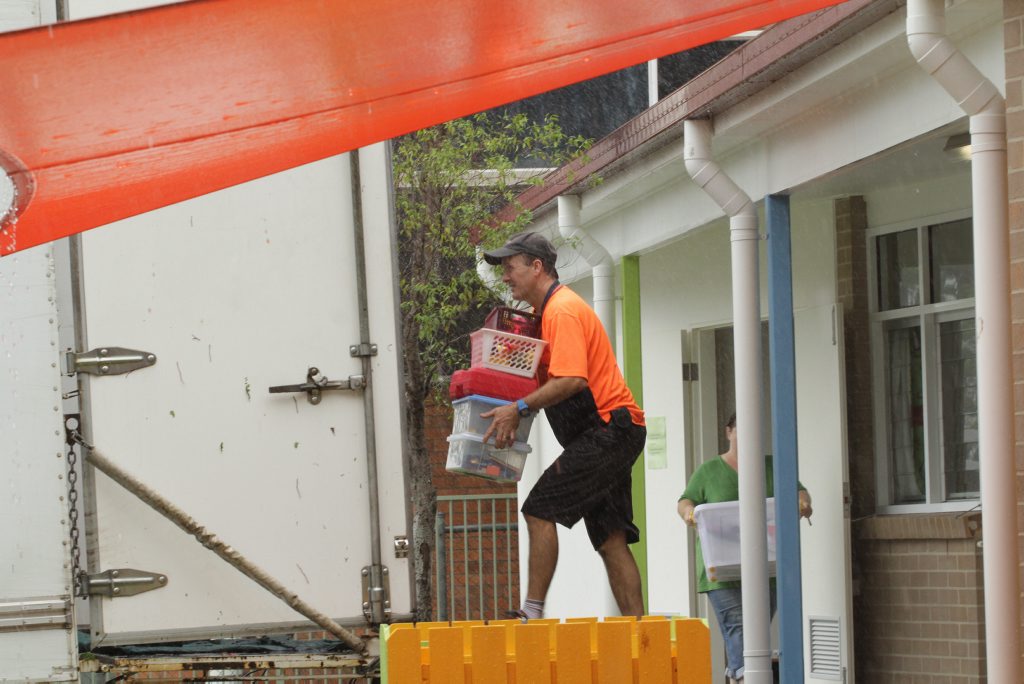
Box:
[381,616,711,683]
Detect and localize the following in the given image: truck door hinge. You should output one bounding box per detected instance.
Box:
[393,536,409,558]
[87,568,168,598]
[66,347,157,376]
[682,362,699,382]
[361,565,391,623]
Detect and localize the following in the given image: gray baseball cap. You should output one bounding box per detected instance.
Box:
[483,231,557,267]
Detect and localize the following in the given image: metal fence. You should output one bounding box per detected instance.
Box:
[434,493,520,622]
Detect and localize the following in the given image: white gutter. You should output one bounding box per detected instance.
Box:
[684,118,772,684]
[557,195,616,341]
[907,3,1018,682]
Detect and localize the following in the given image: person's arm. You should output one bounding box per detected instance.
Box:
[481,376,587,447]
[677,498,697,527]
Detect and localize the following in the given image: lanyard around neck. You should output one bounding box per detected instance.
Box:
[539,281,561,320]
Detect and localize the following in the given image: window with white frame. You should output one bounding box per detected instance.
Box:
[869,216,978,508]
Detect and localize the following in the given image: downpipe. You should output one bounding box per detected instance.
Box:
[684,118,772,684]
[907,2,1018,681]
[557,195,616,340]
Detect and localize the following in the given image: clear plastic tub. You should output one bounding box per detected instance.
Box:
[469,328,546,378]
[693,498,776,582]
[451,394,535,443]
[445,432,530,482]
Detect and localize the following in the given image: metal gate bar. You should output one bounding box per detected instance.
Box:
[435,494,518,621]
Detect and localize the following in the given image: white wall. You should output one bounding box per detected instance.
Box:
[639,196,839,617]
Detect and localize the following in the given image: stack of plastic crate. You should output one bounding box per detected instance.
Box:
[445,307,546,482]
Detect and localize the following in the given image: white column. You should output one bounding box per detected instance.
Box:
[684,119,771,684]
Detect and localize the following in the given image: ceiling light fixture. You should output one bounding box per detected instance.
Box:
[943,133,972,162]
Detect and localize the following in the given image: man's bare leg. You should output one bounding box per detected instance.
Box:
[524,513,558,602]
[598,529,644,616]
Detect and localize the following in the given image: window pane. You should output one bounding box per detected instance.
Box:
[940,319,979,499]
[886,325,925,503]
[877,229,919,310]
[930,219,974,302]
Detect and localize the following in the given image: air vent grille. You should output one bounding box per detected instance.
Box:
[808,615,843,681]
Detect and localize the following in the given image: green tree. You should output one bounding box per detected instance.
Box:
[392,112,590,621]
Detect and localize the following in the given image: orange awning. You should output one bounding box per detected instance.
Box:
[0,0,842,256]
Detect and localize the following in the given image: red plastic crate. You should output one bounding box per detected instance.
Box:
[449,367,539,401]
[483,306,540,338]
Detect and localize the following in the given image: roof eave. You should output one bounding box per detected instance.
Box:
[509,0,902,219]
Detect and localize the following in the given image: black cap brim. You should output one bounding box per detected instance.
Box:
[482,246,521,265]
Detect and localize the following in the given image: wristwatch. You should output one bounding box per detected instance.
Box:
[516,398,532,417]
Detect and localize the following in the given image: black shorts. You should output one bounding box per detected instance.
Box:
[521,407,647,550]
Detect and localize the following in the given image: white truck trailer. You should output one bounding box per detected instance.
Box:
[1,140,414,681]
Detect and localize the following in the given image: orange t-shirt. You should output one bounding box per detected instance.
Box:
[539,286,644,426]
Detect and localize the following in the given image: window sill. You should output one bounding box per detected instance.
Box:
[853,510,982,541]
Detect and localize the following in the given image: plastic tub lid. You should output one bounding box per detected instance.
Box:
[446,431,531,452]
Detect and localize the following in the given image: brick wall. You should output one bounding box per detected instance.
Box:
[836,194,990,680]
[835,195,875,520]
[854,514,985,683]
[836,194,875,679]
[1005,0,1024,674]
[427,397,518,498]
[425,397,521,620]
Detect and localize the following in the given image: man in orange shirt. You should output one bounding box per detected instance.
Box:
[482,231,647,620]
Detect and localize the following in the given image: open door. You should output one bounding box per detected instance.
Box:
[688,319,773,683]
[685,305,853,681]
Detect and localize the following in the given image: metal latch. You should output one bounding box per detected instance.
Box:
[268,366,365,405]
[67,347,157,376]
[87,568,168,598]
[393,536,409,559]
[361,565,391,623]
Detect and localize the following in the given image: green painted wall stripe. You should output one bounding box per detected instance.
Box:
[621,255,647,611]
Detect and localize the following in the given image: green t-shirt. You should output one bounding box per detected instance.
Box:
[679,455,804,593]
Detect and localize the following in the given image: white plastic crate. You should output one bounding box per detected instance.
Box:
[693,498,776,582]
[469,328,546,378]
[452,394,535,443]
[445,432,530,482]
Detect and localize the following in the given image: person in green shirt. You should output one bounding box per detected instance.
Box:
[677,412,812,683]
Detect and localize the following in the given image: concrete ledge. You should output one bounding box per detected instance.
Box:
[854,512,982,541]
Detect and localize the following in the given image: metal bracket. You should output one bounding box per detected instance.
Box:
[361,565,391,623]
[268,366,365,405]
[349,343,378,358]
[0,598,72,633]
[67,347,157,376]
[393,536,409,559]
[87,568,168,598]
